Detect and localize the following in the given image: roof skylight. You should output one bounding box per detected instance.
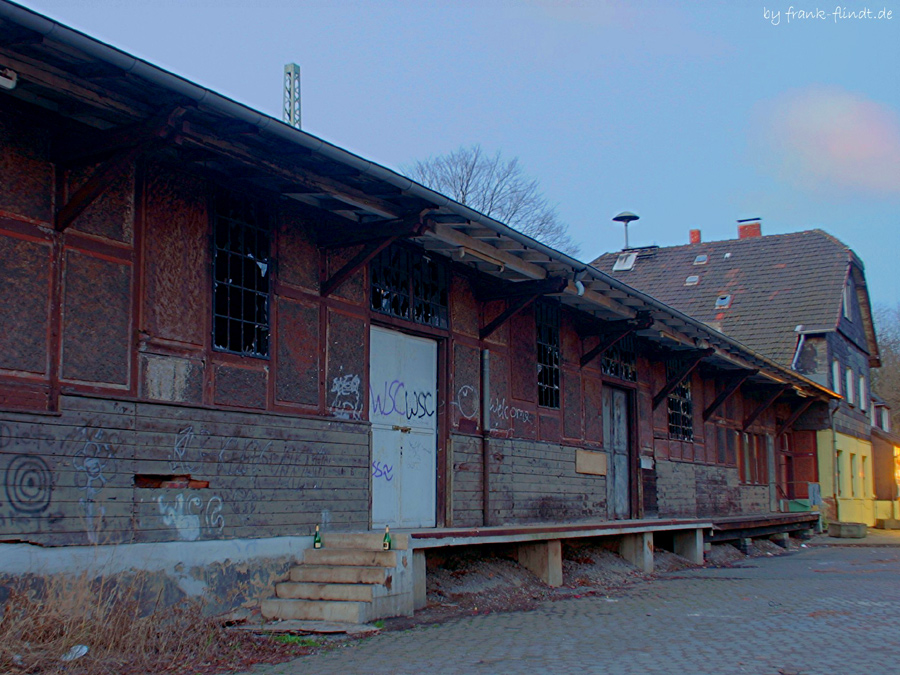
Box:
[613,252,637,271]
[693,254,708,265]
[715,294,733,309]
[685,275,699,286]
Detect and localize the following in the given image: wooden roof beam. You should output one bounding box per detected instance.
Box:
[179,120,402,219]
[317,214,427,250]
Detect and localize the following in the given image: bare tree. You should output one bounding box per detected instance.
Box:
[873,304,900,430]
[406,144,580,257]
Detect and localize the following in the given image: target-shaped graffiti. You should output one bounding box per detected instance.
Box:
[4,455,53,514]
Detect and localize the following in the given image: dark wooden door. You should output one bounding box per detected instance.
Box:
[603,386,631,519]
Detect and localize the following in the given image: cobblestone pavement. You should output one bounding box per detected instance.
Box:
[240,546,900,675]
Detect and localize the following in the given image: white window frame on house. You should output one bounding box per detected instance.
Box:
[845,367,855,406]
[843,283,852,320]
[859,375,867,414]
[832,359,842,395]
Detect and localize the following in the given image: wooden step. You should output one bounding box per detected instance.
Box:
[261,598,368,624]
[276,581,374,602]
[289,565,389,585]
[303,548,398,567]
[323,533,409,550]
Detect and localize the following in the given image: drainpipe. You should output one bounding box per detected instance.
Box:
[830,402,839,523]
[481,349,491,527]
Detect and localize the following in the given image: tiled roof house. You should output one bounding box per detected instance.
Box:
[594,221,892,526]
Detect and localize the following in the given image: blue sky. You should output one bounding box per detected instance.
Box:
[22,0,900,308]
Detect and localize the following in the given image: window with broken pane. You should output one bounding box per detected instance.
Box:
[212,190,271,357]
[370,243,448,329]
[601,334,637,382]
[536,301,561,409]
[666,360,694,441]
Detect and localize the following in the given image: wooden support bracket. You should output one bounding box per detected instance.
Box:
[479,277,568,340]
[55,108,185,232]
[742,385,791,431]
[320,218,428,297]
[580,312,653,368]
[651,348,714,410]
[775,398,816,439]
[702,370,757,421]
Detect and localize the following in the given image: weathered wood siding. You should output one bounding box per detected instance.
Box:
[0,396,369,545]
[484,438,608,524]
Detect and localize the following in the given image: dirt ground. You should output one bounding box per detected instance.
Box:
[375,536,799,631]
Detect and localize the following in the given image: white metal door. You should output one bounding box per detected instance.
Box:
[369,327,437,528]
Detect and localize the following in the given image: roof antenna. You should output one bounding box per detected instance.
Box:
[613,211,639,250]
[283,63,301,129]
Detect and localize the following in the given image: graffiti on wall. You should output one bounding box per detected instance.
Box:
[370,379,435,419]
[70,426,118,544]
[5,454,53,515]
[157,493,225,541]
[490,397,534,425]
[330,373,363,420]
[452,385,478,421]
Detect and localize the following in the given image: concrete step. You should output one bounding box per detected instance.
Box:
[260,598,368,624]
[324,532,408,550]
[290,565,389,585]
[275,581,374,602]
[303,548,398,567]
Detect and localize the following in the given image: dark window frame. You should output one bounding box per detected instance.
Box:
[666,360,694,442]
[211,189,272,358]
[370,242,449,330]
[601,334,637,383]
[536,300,561,409]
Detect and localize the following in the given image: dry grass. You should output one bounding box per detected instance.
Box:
[0,571,224,675]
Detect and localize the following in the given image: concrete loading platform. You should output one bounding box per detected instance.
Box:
[261,513,819,623]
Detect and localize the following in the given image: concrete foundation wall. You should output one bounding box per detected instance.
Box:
[1,535,314,615]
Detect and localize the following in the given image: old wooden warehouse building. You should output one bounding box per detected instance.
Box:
[0,2,835,619]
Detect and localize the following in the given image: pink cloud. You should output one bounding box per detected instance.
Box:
[754,87,900,195]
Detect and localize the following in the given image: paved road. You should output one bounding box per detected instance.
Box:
[243,545,900,675]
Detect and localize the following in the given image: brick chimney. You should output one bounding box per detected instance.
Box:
[689,229,701,244]
[737,218,761,239]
